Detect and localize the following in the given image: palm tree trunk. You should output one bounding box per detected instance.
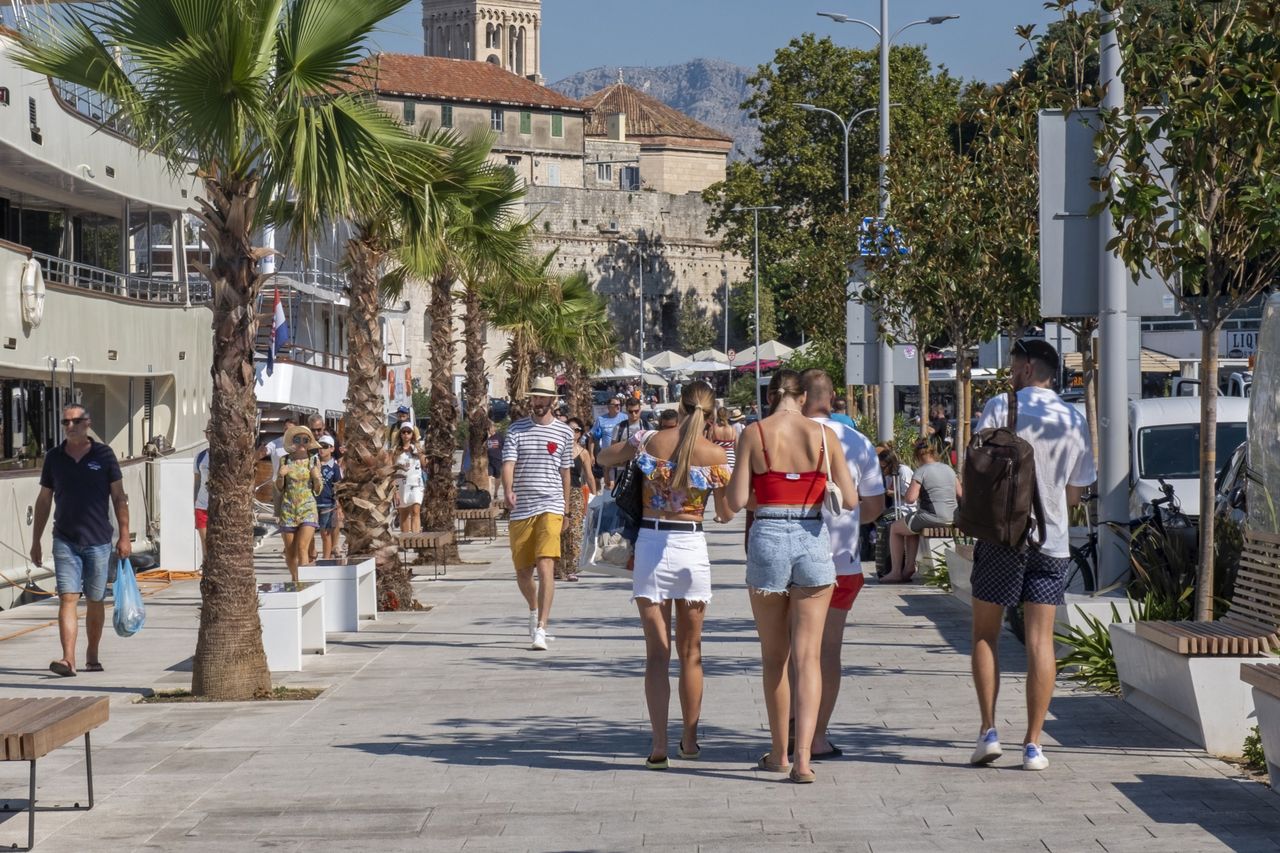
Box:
[507,332,533,421]
[189,171,272,700]
[462,286,490,492]
[422,272,459,559]
[565,361,592,423]
[340,234,411,611]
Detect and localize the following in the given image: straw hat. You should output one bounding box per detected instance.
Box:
[728,407,745,423]
[525,376,560,397]
[283,424,320,452]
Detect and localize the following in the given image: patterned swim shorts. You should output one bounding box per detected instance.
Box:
[970,540,1070,607]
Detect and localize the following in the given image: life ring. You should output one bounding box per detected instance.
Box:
[20,258,44,327]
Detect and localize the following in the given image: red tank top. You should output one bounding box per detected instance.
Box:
[750,421,827,507]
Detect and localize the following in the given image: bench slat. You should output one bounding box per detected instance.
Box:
[0,697,109,761]
[1243,662,1280,694]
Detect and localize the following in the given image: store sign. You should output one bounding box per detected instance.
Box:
[1224,330,1259,357]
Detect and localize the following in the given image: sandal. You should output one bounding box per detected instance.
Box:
[645,755,669,770]
[83,662,104,673]
[49,660,76,678]
[565,573,580,582]
[811,744,843,760]
[757,753,789,773]
[789,767,816,784]
[678,740,701,760]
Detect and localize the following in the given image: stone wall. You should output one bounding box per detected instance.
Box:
[639,147,728,197]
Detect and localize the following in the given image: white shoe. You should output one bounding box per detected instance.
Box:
[970,728,1002,766]
[528,611,538,642]
[530,627,548,651]
[1022,743,1049,771]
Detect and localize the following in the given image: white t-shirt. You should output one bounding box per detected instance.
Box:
[265,437,288,481]
[975,386,1097,558]
[502,417,575,521]
[813,417,885,575]
[396,449,424,488]
[194,449,210,510]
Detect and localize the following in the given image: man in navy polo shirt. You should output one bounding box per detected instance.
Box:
[30,404,131,677]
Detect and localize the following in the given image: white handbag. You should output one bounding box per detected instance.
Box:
[821,427,844,516]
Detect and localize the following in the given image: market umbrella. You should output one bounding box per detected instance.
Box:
[737,359,782,373]
[680,360,733,373]
[644,350,692,371]
[691,348,730,364]
[754,340,794,362]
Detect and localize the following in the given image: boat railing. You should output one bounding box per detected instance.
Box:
[35,252,211,305]
[51,79,133,139]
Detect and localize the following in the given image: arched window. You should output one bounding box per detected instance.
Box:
[516,27,526,76]
[436,26,445,56]
[485,23,494,49]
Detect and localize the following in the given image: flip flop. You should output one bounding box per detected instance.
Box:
[757,753,789,773]
[83,662,104,673]
[49,660,76,678]
[811,744,843,760]
[678,740,701,760]
[645,755,669,770]
[789,767,816,784]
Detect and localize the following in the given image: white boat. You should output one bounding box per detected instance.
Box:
[0,14,408,604]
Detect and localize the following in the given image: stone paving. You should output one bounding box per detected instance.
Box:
[0,517,1278,852]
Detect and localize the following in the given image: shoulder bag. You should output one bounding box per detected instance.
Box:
[820,426,844,516]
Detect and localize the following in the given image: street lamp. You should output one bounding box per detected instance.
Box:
[794,102,901,206]
[732,204,781,414]
[617,237,646,366]
[819,4,957,441]
[721,253,730,354]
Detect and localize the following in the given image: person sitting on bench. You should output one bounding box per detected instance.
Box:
[883,439,960,583]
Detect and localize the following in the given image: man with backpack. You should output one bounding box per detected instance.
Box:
[960,339,1095,772]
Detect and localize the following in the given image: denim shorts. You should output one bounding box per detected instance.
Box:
[53,537,112,602]
[745,510,835,592]
[317,506,338,530]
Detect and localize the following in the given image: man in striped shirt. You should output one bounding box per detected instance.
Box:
[502,377,575,651]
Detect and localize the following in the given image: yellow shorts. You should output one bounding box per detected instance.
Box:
[509,512,563,570]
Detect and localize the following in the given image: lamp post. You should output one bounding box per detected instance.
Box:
[792,104,887,206]
[732,204,781,414]
[819,5,957,441]
[721,253,729,354]
[617,236,646,367]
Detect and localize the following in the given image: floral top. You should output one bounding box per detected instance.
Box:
[277,456,321,529]
[629,430,731,515]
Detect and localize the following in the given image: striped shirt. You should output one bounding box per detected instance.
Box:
[502,417,575,521]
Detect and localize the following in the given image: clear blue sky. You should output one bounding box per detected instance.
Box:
[375,1,1065,84]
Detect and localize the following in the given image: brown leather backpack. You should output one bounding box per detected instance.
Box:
[955,391,1046,551]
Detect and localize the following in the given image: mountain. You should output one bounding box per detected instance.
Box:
[551,58,758,161]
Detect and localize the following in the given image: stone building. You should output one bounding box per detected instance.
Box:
[422,0,543,82]
[379,2,748,399]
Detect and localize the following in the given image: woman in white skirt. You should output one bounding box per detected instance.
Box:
[598,381,734,769]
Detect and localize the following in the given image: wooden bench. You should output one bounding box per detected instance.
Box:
[916,525,958,573]
[456,506,500,543]
[1136,530,1280,654]
[0,697,108,851]
[397,530,455,579]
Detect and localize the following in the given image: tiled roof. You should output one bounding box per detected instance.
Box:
[580,83,732,145]
[362,54,586,112]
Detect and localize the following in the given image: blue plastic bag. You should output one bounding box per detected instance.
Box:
[112,557,145,637]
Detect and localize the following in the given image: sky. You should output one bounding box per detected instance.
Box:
[375,1,1066,85]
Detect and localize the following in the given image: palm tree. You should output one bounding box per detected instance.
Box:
[14,0,415,699]
[419,156,529,553]
[334,128,475,612]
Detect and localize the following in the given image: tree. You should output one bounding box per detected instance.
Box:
[420,159,529,555]
[676,298,716,354]
[727,280,777,345]
[1094,0,1280,620]
[15,0,416,699]
[336,128,497,611]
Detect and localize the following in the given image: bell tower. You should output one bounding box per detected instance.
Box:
[422,0,542,82]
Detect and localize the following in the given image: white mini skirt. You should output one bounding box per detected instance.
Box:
[632,527,712,604]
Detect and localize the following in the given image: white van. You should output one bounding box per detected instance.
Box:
[1128,397,1249,519]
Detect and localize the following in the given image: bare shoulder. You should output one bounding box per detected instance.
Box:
[691,436,728,466]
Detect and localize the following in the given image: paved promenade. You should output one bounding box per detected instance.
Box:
[1,517,1277,852]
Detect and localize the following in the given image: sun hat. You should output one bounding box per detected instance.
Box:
[283,424,320,452]
[319,435,335,447]
[728,407,744,423]
[525,376,559,397]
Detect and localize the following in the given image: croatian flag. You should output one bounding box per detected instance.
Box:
[265,286,290,376]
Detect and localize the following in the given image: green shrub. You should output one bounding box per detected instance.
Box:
[924,552,951,592]
[1054,604,1125,695]
[1243,725,1266,772]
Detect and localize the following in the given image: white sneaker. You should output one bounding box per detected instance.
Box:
[1022,743,1049,771]
[530,627,548,651]
[970,728,1002,765]
[528,611,538,642]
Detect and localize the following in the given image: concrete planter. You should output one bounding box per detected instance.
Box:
[1110,622,1267,755]
[1250,688,1280,783]
[947,543,974,608]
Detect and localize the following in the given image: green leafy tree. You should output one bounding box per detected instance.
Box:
[728,280,777,345]
[1094,0,1280,620]
[677,298,716,354]
[15,0,417,699]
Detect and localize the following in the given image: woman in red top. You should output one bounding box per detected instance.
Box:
[726,370,857,783]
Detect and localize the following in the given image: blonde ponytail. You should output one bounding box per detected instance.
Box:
[671,381,715,492]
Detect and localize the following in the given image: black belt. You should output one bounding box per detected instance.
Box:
[638,519,704,532]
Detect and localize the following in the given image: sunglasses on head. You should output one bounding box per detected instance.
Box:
[61,417,87,426]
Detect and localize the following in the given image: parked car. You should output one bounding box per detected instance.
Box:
[1128,397,1249,520]
[1214,439,1249,528]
